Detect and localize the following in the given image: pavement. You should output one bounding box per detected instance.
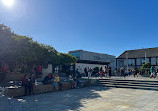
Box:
[1,86,158,111]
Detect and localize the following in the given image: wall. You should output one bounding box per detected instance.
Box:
[42,64,52,74]
[75,63,105,73]
[81,51,116,70]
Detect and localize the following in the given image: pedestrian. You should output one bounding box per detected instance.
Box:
[88,67,92,78]
[120,67,125,78]
[22,74,31,96]
[84,67,88,77]
[104,66,108,77]
[108,66,112,78]
[150,66,156,78]
[30,73,36,95]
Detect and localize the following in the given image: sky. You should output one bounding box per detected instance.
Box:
[0,0,158,57]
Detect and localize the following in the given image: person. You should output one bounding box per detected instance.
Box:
[51,74,58,90]
[30,73,36,95]
[84,67,88,77]
[99,67,103,78]
[88,67,92,78]
[120,67,125,78]
[75,69,81,78]
[150,66,156,78]
[134,68,138,77]
[54,74,63,91]
[22,74,31,96]
[108,66,112,78]
[104,66,108,77]
[128,69,132,76]
[114,68,117,76]
[42,74,52,84]
[69,74,77,88]
[36,65,42,78]
[1,64,8,81]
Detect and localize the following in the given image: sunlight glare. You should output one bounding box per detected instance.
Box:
[2,0,14,7]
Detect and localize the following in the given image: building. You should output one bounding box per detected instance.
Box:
[117,47,158,69]
[69,50,116,73]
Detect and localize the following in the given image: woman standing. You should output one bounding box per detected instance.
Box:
[22,74,31,96]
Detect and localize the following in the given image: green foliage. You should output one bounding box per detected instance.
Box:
[59,53,77,66]
[142,63,151,69]
[0,24,77,69]
[139,63,151,75]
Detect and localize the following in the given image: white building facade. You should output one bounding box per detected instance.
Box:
[69,50,116,72]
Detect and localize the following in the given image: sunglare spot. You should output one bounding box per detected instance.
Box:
[2,0,14,7]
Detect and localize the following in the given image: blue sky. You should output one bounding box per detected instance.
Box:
[0,0,158,57]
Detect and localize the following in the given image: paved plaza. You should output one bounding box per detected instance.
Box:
[1,86,158,111]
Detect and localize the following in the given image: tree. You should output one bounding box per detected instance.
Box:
[0,24,77,73]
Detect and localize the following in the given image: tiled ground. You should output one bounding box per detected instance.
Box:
[1,86,158,111]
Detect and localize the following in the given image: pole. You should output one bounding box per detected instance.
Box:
[126,53,128,73]
[145,51,147,64]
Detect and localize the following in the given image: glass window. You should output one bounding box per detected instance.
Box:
[70,52,80,58]
[151,57,156,65]
[141,58,145,65]
[146,58,149,63]
[118,59,124,67]
[157,58,158,65]
[136,58,141,65]
[128,59,135,66]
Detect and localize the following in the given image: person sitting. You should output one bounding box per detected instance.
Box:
[69,74,77,88]
[42,74,52,84]
[51,74,58,90]
[54,74,63,91]
[22,74,31,96]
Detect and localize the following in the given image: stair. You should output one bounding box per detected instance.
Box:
[98,78,158,91]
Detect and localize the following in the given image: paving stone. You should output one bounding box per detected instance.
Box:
[1,86,158,111]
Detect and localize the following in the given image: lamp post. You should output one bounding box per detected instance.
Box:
[145,51,147,64]
[125,52,128,73]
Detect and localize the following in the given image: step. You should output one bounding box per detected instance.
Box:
[99,84,158,91]
[100,81,158,85]
[100,82,158,88]
[99,79,158,83]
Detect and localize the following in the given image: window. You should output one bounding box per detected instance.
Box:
[118,59,124,67]
[136,58,141,65]
[157,58,158,65]
[141,58,145,65]
[151,57,156,65]
[70,52,80,58]
[146,58,150,63]
[128,59,135,66]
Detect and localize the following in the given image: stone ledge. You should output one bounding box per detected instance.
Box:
[3,80,91,97]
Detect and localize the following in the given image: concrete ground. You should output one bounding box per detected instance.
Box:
[1,86,158,111]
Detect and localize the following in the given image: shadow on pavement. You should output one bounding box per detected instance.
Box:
[9,86,111,111]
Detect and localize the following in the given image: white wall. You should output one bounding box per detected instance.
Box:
[75,63,105,73]
[42,64,52,74]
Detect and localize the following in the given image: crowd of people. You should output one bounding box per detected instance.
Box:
[2,63,158,96]
[83,66,112,78]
